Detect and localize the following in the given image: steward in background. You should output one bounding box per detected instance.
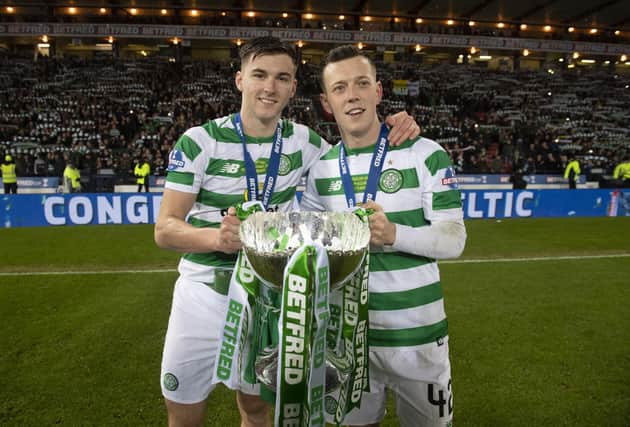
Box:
[1,154,17,194]
[135,157,151,192]
[63,160,81,193]
[613,156,630,188]
[564,155,580,190]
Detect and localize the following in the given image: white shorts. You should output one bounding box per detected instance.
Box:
[160,277,258,404]
[331,338,453,427]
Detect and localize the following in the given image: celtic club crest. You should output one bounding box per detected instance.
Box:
[278,154,292,176]
[379,169,404,193]
[163,373,179,391]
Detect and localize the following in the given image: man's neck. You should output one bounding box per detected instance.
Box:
[239,110,280,138]
[340,118,383,150]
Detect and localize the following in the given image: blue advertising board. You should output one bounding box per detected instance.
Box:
[1,193,162,228]
[0,189,628,228]
[461,189,627,218]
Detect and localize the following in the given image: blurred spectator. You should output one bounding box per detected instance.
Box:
[134,156,151,192]
[1,154,18,194]
[564,154,581,189]
[63,160,81,193]
[509,163,527,190]
[33,154,46,176]
[613,156,630,187]
[53,151,65,178]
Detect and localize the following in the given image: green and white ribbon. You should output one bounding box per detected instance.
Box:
[211,200,265,389]
[348,252,370,411]
[275,243,330,427]
[328,252,370,425]
[309,244,330,426]
[211,251,258,389]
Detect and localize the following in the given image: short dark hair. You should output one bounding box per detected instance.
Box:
[319,45,376,91]
[239,36,298,68]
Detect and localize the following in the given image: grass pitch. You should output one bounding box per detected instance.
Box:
[1,217,629,426]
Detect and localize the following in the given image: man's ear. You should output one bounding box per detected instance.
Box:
[320,93,333,116]
[235,71,243,92]
[376,81,383,106]
[290,78,297,98]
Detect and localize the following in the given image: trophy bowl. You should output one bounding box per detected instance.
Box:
[240,211,370,290]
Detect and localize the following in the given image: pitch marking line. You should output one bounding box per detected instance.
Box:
[1,253,629,276]
[441,253,630,264]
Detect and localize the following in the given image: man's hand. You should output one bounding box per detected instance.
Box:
[362,200,396,247]
[216,206,242,253]
[384,111,421,146]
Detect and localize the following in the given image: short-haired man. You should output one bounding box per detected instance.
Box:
[301,45,467,427]
[154,37,421,427]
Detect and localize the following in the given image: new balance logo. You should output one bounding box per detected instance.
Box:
[220,163,241,174]
[328,180,342,192]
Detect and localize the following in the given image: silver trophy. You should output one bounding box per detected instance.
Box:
[240,211,370,392]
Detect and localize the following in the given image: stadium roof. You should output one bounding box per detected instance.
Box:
[6,0,630,30]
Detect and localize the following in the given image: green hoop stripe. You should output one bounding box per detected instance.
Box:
[205,151,303,177]
[321,144,341,160]
[196,187,296,209]
[433,190,462,210]
[369,319,448,347]
[174,134,202,161]
[308,127,322,148]
[369,281,443,311]
[197,190,243,208]
[166,171,194,186]
[385,208,427,227]
[203,120,241,143]
[424,150,451,176]
[314,168,418,196]
[182,252,237,267]
[370,252,435,272]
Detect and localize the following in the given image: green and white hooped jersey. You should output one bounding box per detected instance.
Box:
[301,136,463,350]
[165,114,328,283]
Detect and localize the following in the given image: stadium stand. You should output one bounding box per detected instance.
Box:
[1,1,629,190]
[1,55,628,185]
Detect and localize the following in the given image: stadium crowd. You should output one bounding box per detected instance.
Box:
[1,54,629,188]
